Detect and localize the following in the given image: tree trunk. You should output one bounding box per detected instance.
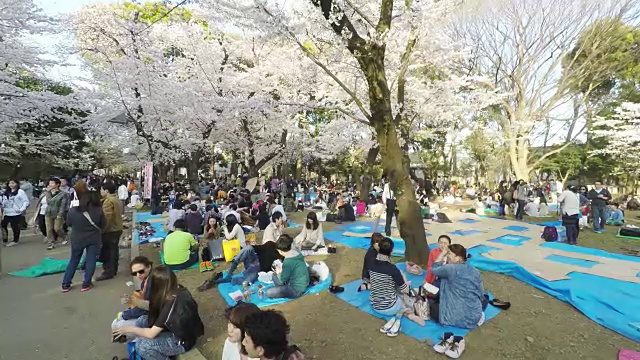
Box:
[377,126,429,265]
[187,151,201,191]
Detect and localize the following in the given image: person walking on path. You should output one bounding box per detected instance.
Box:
[588,181,611,233]
[117,182,129,214]
[1,178,31,247]
[45,178,70,250]
[61,191,105,292]
[382,176,397,237]
[97,182,123,281]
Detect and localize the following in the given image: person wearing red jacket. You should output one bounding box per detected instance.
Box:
[424,235,452,285]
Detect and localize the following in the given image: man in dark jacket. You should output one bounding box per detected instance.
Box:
[588,181,611,233]
[45,178,70,250]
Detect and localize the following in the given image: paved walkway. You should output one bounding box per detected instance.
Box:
[0,230,130,360]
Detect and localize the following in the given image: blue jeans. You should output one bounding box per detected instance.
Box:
[62,242,98,287]
[265,273,303,299]
[373,297,402,317]
[216,246,259,286]
[134,315,185,360]
[592,206,607,231]
[166,252,198,271]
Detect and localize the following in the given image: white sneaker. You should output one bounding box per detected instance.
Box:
[61,240,68,245]
[477,312,485,326]
[433,332,454,353]
[5,242,17,247]
[386,318,401,337]
[380,317,396,333]
[445,337,465,359]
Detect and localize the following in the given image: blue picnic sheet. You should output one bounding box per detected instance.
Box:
[333,262,501,343]
[133,212,168,245]
[325,230,408,256]
[217,272,332,308]
[467,243,640,343]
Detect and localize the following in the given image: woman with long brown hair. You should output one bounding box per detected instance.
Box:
[112,266,204,360]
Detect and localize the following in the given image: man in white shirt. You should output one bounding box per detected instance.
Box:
[557,185,580,245]
[381,176,397,237]
[117,182,129,213]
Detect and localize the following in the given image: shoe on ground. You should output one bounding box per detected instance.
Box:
[5,242,17,247]
[477,312,485,326]
[380,317,397,334]
[433,332,454,353]
[46,243,55,250]
[445,336,465,359]
[61,285,72,293]
[197,278,216,292]
[81,283,93,292]
[386,318,401,337]
[95,274,114,282]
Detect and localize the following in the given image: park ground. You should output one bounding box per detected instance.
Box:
[2,209,640,360]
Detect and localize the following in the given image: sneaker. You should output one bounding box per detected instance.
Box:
[46,243,55,250]
[81,283,93,292]
[380,317,397,334]
[433,332,454,353]
[477,312,485,326]
[386,318,401,337]
[61,240,68,245]
[197,278,216,292]
[445,337,465,359]
[5,242,17,247]
[61,285,71,293]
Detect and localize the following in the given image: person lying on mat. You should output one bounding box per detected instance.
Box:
[223,302,261,360]
[359,232,384,291]
[112,266,204,359]
[266,235,310,299]
[197,241,283,292]
[263,212,285,244]
[607,203,624,226]
[370,237,425,337]
[203,217,220,240]
[293,212,325,251]
[112,256,153,339]
[162,219,199,271]
[224,213,246,248]
[430,244,487,329]
[424,235,452,286]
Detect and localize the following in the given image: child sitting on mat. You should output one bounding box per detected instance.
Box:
[359,232,384,291]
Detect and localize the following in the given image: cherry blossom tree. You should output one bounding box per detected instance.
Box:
[202,0,500,263]
[592,103,640,174]
[0,0,91,167]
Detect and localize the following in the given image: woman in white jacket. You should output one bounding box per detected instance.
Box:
[294,212,325,251]
[1,179,30,246]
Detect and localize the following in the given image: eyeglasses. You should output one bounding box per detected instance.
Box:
[131,269,146,276]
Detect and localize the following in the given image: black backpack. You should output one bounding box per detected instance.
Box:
[541,226,558,242]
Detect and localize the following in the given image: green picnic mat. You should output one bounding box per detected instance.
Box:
[159,251,200,271]
[10,257,102,278]
[616,229,640,241]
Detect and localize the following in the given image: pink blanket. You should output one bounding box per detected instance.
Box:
[619,350,640,360]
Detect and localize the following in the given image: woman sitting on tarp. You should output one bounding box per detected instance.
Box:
[336,195,356,222]
[358,232,383,291]
[424,235,452,286]
[429,244,487,329]
[372,237,425,336]
[112,256,153,340]
[607,203,625,226]
[224,214,246,248]
[293,212,325,251]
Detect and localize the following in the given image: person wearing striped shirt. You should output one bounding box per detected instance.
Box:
[369,238,425,336]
